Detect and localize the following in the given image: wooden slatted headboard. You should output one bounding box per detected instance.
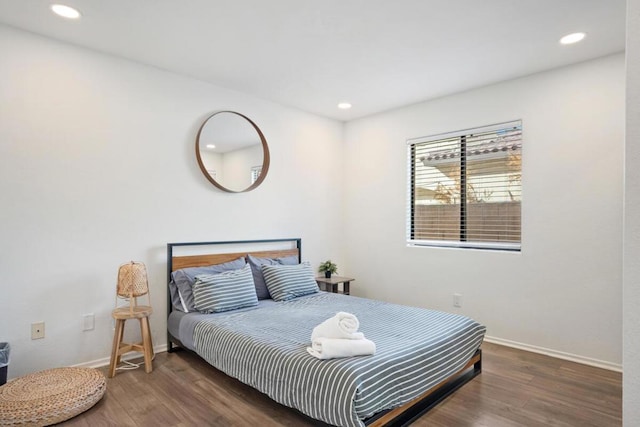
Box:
[170,248,300,271]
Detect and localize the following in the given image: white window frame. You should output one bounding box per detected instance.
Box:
[406,120,522,252]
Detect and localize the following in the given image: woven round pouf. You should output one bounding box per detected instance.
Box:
[0,367,106,426]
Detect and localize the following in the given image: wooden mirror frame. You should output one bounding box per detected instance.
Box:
[195,111,270,193]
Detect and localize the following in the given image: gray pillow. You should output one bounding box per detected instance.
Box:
[171,256,246,312]
[262,261,319,302]
[193,264,258,313]
[247,254,299,300]
[168,279,183,311]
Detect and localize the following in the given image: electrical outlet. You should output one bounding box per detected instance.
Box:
[31,321,45,339]
[82,313,95,331]
[453,293,462,308]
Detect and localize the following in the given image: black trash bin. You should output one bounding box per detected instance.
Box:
[0,342,9,386]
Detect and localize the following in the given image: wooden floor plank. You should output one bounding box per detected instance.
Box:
[57,342,621,426]
[61,393,138,427]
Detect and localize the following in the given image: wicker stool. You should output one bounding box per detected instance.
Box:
[0,367,106,426]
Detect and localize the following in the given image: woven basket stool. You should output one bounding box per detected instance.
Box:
[0,367,106,426]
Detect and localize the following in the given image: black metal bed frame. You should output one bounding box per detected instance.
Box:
[165,238,481,426]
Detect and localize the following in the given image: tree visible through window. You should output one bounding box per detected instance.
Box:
[407,121,522,251]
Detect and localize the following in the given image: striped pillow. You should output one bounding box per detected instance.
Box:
[193,264,258,313]
[262,262,319,302]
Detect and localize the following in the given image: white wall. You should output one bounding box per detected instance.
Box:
[223,144,264,190]
[199,150,223,181]
[343,54,624,367]
[0,21,628,382]
[624,0,640,423]
[0,25,345,378]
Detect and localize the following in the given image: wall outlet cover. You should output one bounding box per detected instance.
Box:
[31,321,45,340]
[453,293,462,308]
[82,313,95,331]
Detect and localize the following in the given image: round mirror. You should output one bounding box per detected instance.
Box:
[196,111,270,192]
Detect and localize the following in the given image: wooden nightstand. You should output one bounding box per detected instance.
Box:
[315,276,354,295]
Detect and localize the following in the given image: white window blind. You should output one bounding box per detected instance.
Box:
[407,120,522,251]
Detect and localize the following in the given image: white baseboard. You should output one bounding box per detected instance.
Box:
[484,335,622,373]
[72,343,168,369]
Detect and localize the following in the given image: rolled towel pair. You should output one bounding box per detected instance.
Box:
[307,337,376,360]
[307,312,376,359]
[311,311,364,341]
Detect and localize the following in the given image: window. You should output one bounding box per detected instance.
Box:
[407,120,522,251]
[251,166,262,184]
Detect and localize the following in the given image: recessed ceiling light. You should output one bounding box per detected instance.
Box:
[338,102,352,110]
[206,144,216,149]
[50,4,81,19]
[560,32,586,45]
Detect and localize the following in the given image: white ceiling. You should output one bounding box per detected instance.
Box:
[0,0,626,121]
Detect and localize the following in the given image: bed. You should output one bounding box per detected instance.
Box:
[167,239,485,427]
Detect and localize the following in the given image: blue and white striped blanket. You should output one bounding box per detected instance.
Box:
[193,292,485,427]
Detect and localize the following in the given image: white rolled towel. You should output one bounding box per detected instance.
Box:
[311,312,364,341]
[307,337,376,360]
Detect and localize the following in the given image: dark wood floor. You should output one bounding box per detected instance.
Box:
[61,342,621,426]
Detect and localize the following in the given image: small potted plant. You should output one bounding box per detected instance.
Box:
[318,260,338,279]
